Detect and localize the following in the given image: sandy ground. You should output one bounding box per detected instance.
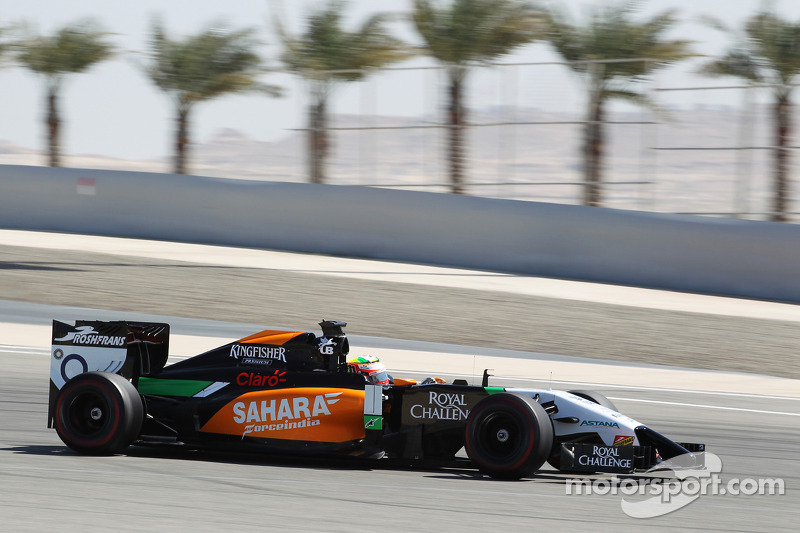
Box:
[1,230,798,384]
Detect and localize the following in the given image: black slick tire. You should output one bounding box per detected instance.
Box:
[465,393,553,480]
[54,371,143,455]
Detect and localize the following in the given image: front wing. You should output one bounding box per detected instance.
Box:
[560,441,706,474]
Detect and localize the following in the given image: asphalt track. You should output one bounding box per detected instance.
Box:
[0,231,798,531]
[2,342,798,532]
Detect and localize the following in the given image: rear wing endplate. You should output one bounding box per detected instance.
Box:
[48,320,170,427]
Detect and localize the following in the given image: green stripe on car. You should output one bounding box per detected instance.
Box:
[138,377,214,397]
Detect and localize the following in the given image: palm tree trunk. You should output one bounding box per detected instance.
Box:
[46,88,61,167]
[772,93,792,222]
[447,74,466,195]
[174,107,189,175]
[583,94,604,207]
[309,97,328,185]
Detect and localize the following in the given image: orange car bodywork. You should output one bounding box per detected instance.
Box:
[236,330,304,345]
[200,387,366,443]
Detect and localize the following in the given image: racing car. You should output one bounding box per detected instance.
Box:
[48,319,705,480]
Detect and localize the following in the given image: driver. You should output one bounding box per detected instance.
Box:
[347,355,392,385]
[347,355,447,386]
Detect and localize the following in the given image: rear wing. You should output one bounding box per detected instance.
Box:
[48,320,170,427]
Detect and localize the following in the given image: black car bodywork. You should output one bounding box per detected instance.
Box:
[49,319,704,479]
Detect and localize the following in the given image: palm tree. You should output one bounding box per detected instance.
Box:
[412,0,544,194]
[145,20,279,175]
[16,20,113,167]
[547,2,694,207]
[700,11,800,223]
[276,0,409,184]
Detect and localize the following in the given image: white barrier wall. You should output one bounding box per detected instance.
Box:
[2,164,800,302]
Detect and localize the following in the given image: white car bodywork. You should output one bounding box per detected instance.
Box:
[508,389,642,446]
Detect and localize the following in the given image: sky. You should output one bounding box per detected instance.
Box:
[1,0,800,161]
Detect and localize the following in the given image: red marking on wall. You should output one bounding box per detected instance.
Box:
[77,177,96,196]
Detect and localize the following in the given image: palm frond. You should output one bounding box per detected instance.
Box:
[699,10,800,88]
[698,50,763,82]
[747,11,800,83]
[277,0,410,83]
[547,2,695,80]
[412,0,543,72]
[16,19,114,82]
[145,21,274,105]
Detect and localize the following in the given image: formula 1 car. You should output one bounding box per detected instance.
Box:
[48,319,705,480]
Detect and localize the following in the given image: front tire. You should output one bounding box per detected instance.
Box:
[54,371,143,455]
[465,393,553,480]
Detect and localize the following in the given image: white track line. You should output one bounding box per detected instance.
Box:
[0,346,47,354]
[607,397,800,417]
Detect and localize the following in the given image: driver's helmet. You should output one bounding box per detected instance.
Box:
[347,355,391,385]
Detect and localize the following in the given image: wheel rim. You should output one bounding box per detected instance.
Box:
[67,391,110,437]
[478,412,522,458]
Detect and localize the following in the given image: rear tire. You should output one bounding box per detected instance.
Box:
[465,393,553,480]
[54,371,143,455]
